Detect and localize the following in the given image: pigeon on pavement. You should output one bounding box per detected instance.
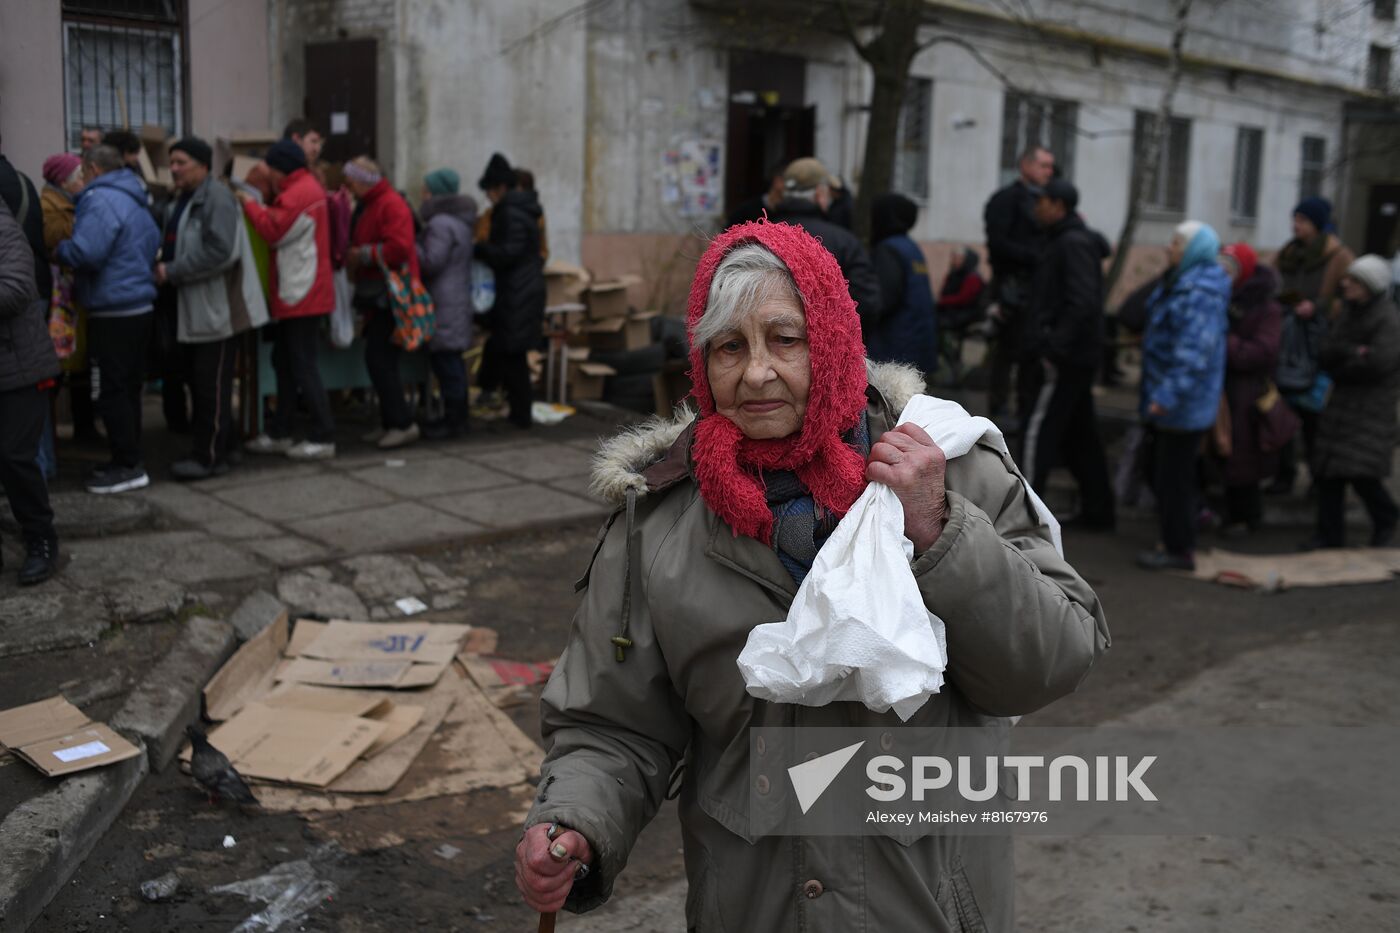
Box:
[185,724,258,805]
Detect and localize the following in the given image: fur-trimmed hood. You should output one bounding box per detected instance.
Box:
[589,359,925,506]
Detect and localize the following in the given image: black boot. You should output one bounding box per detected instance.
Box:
[19,536,59,586]
[422,398,469,440]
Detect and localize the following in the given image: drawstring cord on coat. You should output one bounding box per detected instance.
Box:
[612,487,639,661]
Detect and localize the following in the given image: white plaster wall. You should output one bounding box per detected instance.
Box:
[188,0,273,144]
[0,0,67,180]
[397,0,588,263]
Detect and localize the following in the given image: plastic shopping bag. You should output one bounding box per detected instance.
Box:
[330,268,355,350]
[737,394,1061,721]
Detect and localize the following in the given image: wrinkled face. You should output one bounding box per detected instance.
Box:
[168,150,207,191]
[1341,276,1371,304]
[1021,149,1055,187]
[705,295,811,440]
[1292,213,1319,243]
[1168,232,1188,267]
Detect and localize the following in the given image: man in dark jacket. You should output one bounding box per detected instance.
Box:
[767,157,881,326]
[0,201,61,584]
[1020,179,1115,530]
[56,145,161,494]
[725,159,786,228]
[983,146,1054,417]
[869,192,938,378]
[477,152,544,430]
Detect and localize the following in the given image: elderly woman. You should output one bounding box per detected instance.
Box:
[1306,255,1400,549]
[514,221,1108,930]
[1137,221,1231,571]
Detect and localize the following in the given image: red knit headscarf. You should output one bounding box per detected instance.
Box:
[687,220,870,544]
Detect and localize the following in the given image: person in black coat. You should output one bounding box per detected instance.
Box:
[767,157,881,326]
[0,146,53,301]
[982,146,1054,417]
[476,153,544,430]
[1019,179,1115,530]
[0,201,60,585]
[726,158,786,228]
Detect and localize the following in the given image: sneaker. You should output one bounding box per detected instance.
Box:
[361,427,386,444]
[377,424,420,449]
[286,440,336,461]
[171,459,230,482]
[1136,549,1195,572]
[19,537,59,586]
[87,464,150,494]
[245,434,293,454]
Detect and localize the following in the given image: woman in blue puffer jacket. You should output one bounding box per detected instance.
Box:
[1138,220,1231,571]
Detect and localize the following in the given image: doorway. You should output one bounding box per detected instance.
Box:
[304,39,377,164]
[1363,183,1400,256]
[725,51,815,216]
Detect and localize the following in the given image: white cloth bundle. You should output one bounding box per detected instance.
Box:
[737,395,1061,721]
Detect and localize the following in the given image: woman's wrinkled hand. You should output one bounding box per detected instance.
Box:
[515,823,594,913]
[866,423,949,554]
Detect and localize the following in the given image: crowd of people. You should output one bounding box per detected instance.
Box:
[0,121,551,585]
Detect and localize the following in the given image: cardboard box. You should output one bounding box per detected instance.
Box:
[584,312,655,353]
[585,274,642,320]
[545,261,591,308]
[0,695,142,777]
[199,702,385,787]
[567,350,616,401]
[273,620,471,690]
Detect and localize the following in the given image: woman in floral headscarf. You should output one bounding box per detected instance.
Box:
[513,220,1107,931]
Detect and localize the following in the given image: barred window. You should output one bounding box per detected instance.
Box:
[1132,111,1192,215]
[894,78,933,199]
[1230,127,1263,223]
[999,93,1077,187]
[1299,136,1327,200]
[62,0,183,149]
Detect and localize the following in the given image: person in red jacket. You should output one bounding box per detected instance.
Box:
[344,156,422,449]
[237,138,337,460]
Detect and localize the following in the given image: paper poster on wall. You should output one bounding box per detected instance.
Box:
[660,139,722,217]
[330,112,349,135]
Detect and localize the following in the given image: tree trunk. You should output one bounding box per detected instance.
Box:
[850,0,924,243]
[1103,0,1195,299]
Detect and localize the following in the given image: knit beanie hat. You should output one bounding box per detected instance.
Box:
[424,168,460,196]
[264,138,307,175]
[1346,254,1391,297]
[42,153,82,187]
[169,136,213,169]
[1221,242,1257,286]
[1293,197,1332,233]
[477,152,516,191]
[686,220,870,545]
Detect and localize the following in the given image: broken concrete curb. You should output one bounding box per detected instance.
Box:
[228,589,288,642]
[112,616,237,772]
[0,744,148,933]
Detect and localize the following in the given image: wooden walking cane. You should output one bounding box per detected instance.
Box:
[538,911,557,932]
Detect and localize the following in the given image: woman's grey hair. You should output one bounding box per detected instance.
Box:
[694,243,803,349]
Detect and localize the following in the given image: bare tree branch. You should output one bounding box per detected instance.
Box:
[835,0,871,58]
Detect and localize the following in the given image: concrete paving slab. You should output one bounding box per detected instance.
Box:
[209,514,283,539]
[547,473,607,504]
[459,443,596,481]
[133,483,256,527]
[64,531,266,585]
[0,491,153,540]
[241,534,330,565]
[288,502,482,552]
[212,473,395,521]
[349,457,517,497]
[111,617,237,771]
[0,589,109,659]
[326,446,449,471]
[0,744,147,933]
[427,484,607,528]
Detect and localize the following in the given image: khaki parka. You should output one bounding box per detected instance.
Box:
[526,361,1110,932]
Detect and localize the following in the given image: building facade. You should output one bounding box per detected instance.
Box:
[4,0,1398,308]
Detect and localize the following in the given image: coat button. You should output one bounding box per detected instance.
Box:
[879,732,894,752]
[755,775,770,795]
[803,879,824,899]
[756,736,767,756]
